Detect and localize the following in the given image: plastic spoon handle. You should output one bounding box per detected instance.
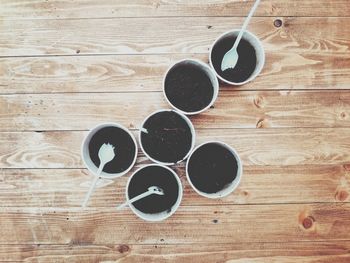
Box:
[233,0,260,49]
[82,162,105,208]
[117,191,153,210]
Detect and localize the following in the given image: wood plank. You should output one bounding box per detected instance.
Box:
[1,0,349,19]
[0,128,349,168]
[1,52,349,94]
[0,91,349,131]
[1,242,350,262]
[0,165,349,208]
[0,204,349,244]
[1,17,349,56]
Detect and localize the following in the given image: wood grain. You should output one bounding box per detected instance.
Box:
[0,165,349,208]
[0,91,349,131]
[0,203,349,244]
[1,52,349,94]
[1,0,349,19]
[1,242,350,262]
[1,0,349,258]
[1,17,349,56]
[0,128,349,168]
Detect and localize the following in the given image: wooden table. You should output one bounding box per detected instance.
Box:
[0,0,349,262]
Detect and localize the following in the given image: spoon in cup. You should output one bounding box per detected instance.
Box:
[221,0,260,71]
[82,143,115,208]
[117,186,164,210]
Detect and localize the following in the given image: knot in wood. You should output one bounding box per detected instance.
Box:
[302,216,315,229]
[340,112,347,119]
[335,190,349,202]
[253,96,265,108]
[274,19,283,28]
[117,244,130,253]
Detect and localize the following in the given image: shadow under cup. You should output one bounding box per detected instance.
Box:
[81,123,138,178]
[126,164,183,221]
[209,30,265,85]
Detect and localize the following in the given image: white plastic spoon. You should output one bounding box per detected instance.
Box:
[221,0,260,71]
[82,143,115,208]
[140,127,149,134]
[117,186,164,210]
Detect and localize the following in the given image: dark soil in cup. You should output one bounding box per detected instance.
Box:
[128,165,180,214]
[187,143,238,194]
[88,126,136,174]
[211,35,256,83]
[141,111,193,163]
[164,63,214,112]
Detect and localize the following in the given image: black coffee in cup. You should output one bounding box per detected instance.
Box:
[187,142,238,194]
[211,35,256,83]
[141,110,193,163]
[164,63,214,113]
[88,126,136,174]
[128,165,179,214]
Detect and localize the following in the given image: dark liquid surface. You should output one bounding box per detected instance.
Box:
[128,165,180,214]
[187,143,238,194]
[141,111,193,163]
[164,63,214,112]
[88,126,136,174]
[211,35,257,83]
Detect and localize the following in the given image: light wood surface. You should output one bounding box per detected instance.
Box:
[1,129,350,168]
[1,0,349,18]
[0,204,349,244]
[1,0,349,262]
[1,17,350,56]
[1,52,350,94]
[0,91,349,131]
[0,165,348,208]
[1,242,350,262]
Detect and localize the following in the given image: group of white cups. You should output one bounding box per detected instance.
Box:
[81,29,265,221]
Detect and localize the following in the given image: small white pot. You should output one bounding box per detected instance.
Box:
[209,29,265,86]
[186,141,243,199]
[163,59,219,115]
[81,122,138,179]
[126,164,183,222]
[139,109,196,166]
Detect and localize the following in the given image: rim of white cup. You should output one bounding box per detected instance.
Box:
[186,141,243,199]
[139,109,196,166]
[81,122,138,179]
[162,59,219,115]
[209,29,265,86]
[126,164,183,222]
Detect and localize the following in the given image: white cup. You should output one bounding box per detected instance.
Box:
[209,29,265,86]
[139,109,196,165]
[186,141,243,199]
[81,122,138,179]
[126,164,183,222]
[163,59,219,115]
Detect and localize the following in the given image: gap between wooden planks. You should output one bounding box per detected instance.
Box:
[1,242,350,262]
[0,203,349,244]
[0,165,348,208]
[1,17,349,56]
[0,91,349,131]
[1,52,349,94]
[1,0,349,18]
